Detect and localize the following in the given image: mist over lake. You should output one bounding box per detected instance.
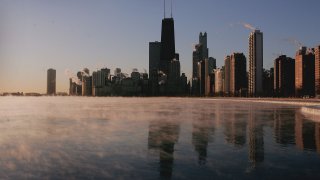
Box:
[0,97,319,179]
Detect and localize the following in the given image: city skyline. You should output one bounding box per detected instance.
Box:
[1,0,320,93]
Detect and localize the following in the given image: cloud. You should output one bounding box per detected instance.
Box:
[239,22,256,31]
[282,38,303,48]
[230,22,257,31]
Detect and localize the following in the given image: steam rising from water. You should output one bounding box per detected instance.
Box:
[0,97,319,179]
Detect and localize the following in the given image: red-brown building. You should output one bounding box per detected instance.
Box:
[295,47,315,97]
[315,45,320,97]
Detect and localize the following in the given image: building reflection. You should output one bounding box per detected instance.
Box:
[191,110,215,165]
[148,120,180,179]
[223,107,246,147]
[272,107,320,154]
[273,109,295,145]
[295,111,319,152]
[213,103,223,128]
[316,123,320,154]
[248,105,264,167]
[295,111,304,150]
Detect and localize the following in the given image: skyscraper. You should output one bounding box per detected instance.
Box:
[198,59,210,96]
[230,53,247,96]
[47,68,56,95]
[207,57,216,96]
[193,44,203,79]
[80,68,92,96]
[93,70,106,88]
[82,75,92,96]
[149,41,161,76]
[101,68,110,81]
[168,59,180,83]
[192,32,209,78]
[191,32,216,96]
[224,55,231,95]
[315,45,320,97]
[199,32,209,59]
[160,18,176,75]
[149,9,178,96]
[148,2,182,95]
[208,57,216,73]
[214,68,223,95]
[274,55,295,97]
[92,69,108,96]
[167,59,181,95]
[248,30,263,96]
[295,47,315,97]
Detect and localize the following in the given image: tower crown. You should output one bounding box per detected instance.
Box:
[163,0,173,18]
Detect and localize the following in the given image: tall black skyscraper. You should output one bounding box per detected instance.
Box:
[160,18,176,75]
[47,68,56,95]
[148,1,181,95]
[149,41,161,76]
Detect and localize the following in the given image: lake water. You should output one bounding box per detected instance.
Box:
[0,97,319,179]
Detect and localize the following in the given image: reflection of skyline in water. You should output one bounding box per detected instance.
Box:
[148,120,180,179]
[273,109,295,145]
[248,104,264,167]
[317,124,320,154]
[295,111,320,152]
[191,107,215,165]
[223,105,247,147]
[0,97,320,179]
[147,105,183,179]
[273,107,320,153]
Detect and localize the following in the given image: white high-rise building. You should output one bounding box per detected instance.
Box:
[248,30,263,96]
[214,68,223,94]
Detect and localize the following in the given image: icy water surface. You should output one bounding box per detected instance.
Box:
[0,97,319,179]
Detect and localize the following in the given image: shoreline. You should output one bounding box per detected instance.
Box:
[201,97,320,106]
[198,97,320,120]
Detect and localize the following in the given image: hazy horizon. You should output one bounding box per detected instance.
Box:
[1,0,320,93]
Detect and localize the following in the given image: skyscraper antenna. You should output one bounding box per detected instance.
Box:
[164,0,166,18]
[171,0,173,18]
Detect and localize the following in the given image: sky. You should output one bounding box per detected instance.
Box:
[1,0,320,93]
